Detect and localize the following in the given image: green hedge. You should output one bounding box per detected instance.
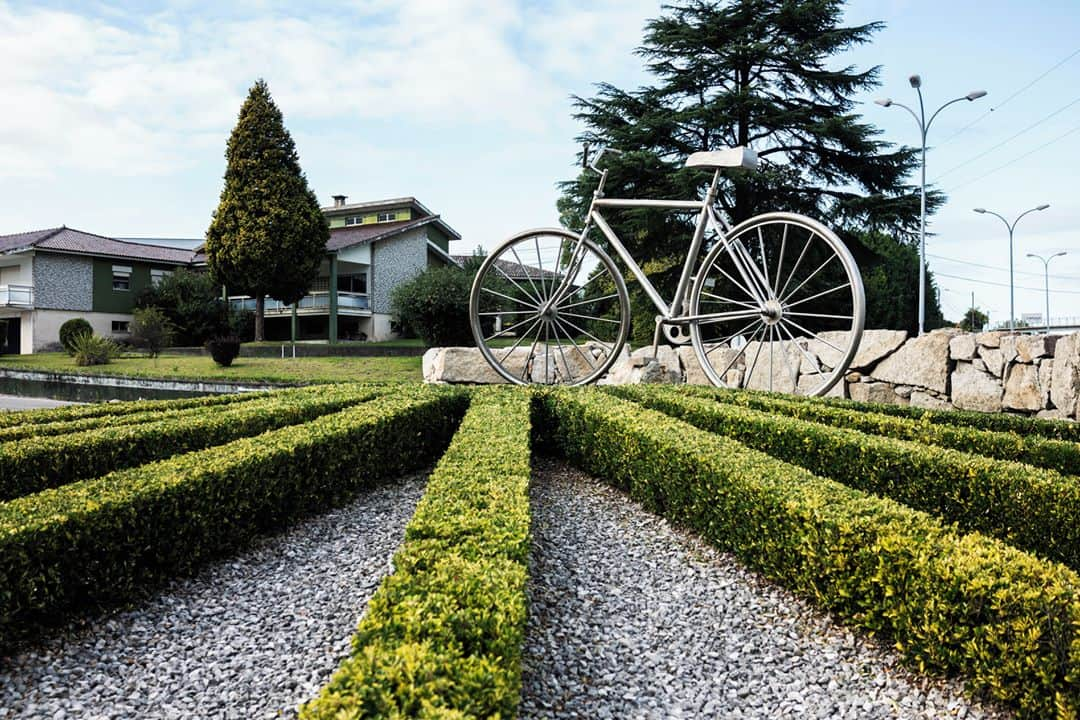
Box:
[539,388,1080,718]
[613,386,1080,572]
[650,385,1080,476]
[0,384,382,501]
[678,383,1080,442]
[301,388,532,720]
[0,389,268,430]
[0,386,467,646]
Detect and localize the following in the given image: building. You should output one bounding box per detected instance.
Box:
[0,227,194,353]
[0,196,462,353]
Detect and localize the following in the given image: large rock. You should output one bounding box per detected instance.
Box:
[796,375,846,398]
[870,331,951,393]
[999,335,1019,365]
[949,334,976,361]
[597,345,634,385]
[976,331,1003,348]
[1003,364,1044,412]
[423,346,530,384]
[978,346,1005,378]
[848,381,900,404]
[910,390,950,410]
[1039,359,1054,409]
[807,329,907,371]
[1017,334,1058,363]
[950,363,1002,413]
[678,344,741,386]
[1050,333,1080,418]
[744,340,802,393]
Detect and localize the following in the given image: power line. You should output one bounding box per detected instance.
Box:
[947,120,1080,192]
[935,271,1080,294]
[928,253,1080,281]
[935,95,1080,180]
[938,46,1080,144]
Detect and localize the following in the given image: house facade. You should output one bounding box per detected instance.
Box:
[0,196,462,353]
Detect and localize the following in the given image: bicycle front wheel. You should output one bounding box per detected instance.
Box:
[688,212,865,396]
[469,228,630,385]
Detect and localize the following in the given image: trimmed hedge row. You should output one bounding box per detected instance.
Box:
[613,385,1080,572]
[652,385,1080,476]
[0,384,383,502]
[300,388,532,720]
[538,388,1080,718]
[0,386,468,646]
[0,389,269,429]
[677,383,1080,442]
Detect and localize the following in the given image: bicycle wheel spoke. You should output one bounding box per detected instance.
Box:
[550,320,575,383]
[731,238,773,304]
[782,318,844,354]
[689,309,763,325]
[777,321,825,377]
[786,311,853,321]
[481,286,538,309]
[772,222,788,296]
[699,291,759,310]
[485,312,542,342]
[756,226,771,287]
[704,254,759,305]
[510,245,544,305]
[776,326,800,391]
[556,315,615,351]
[768,325,775,392]
[783,282,850,310]
[781,250,838,305]
[477,309,536,316]
[777,230,814,300]
[557,292,620,311]
[705,317,760,355]
[558,310,623,325]
[743,323,768,388]
[492,262,541,307]
[553,317,599,372]
[500,317,543,363]
[535,236,548,302]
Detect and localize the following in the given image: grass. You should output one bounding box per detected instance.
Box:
[0,353,422,385]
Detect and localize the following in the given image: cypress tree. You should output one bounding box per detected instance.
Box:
[558,0,944,340]
[206,79,329,342]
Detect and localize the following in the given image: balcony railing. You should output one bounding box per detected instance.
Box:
[228,290,368,314]
[0,284,33,307]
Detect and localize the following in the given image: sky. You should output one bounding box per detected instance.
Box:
[1,0,1078,326]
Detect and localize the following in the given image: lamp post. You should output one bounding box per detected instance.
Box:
[1026,250,1067,334]
[876,76,986,336]
[973,204,1051,332]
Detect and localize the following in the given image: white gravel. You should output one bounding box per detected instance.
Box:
[0,474,426,720]
[519,458,1014,720]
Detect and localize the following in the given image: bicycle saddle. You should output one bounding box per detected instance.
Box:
[685,147,759,170]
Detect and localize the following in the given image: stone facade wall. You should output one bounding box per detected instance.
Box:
[424,327,1080,420]
[32,253,93,311]
[370,229,427,314]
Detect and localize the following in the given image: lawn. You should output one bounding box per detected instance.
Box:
[0,352,422,385]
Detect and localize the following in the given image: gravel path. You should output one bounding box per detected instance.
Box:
[520,458,1013,720]
[0,474,427,720]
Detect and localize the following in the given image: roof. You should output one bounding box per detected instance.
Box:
[0,227,196,264]
[321,196,435,218]
[451,254,562,282]
[328,215,461,252]
[118,237,204,250]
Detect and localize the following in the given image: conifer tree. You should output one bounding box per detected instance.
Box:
[558,0,944,339]
[206,79,328,341]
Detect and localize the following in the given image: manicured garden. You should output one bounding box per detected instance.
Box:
[2,383,1079,718]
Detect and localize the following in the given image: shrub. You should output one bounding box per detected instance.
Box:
[612,385,1080,572]
[129,307,174,358]
[0,384,382,501]
[134,268,231,346]
[70,333,119,366]
[0,390,267,430]
[302,389,531,719]
[390,265,475,346]
[538,388,1080,718]
[206,335,241,366]
[58,318,92,355]
[0,386,467,646]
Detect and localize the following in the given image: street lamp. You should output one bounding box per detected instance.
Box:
[1026,250,1067,334]
[973,204,1050,332]
[876,75,987,335]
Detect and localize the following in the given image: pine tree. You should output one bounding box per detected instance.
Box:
[558,0,943,341]
[206,79,329,341]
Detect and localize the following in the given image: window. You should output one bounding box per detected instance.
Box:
[151,268,172,286]
[377,211,399,222]
[344,215,363,226]
[337,273,368,294]
[111,321,130,333]
[112,265,132,291]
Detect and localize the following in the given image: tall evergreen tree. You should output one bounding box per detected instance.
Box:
[206,79,328,341]
[558,0,943,341]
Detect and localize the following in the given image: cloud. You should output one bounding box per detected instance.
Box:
[0,0,659,180]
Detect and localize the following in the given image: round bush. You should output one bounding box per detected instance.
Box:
[59,318,93,355]
[206,336,241,367]
[390,266,475,347]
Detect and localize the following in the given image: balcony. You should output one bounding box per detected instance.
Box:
[0,285,33,308]
[228,290,369,315]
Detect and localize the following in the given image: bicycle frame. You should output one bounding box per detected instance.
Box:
[545,166,773,330]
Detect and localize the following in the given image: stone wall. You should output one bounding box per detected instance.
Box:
[424,328,1080,420]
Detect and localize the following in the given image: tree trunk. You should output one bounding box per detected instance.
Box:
[255,294,265,342]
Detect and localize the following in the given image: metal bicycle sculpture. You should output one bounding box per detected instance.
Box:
[468,146,865,395]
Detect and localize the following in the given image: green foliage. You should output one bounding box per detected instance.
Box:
[960,306,990,332]
[538,388,1080,718]
[0,384,381,502]
[0,390,267,430]
[613,385,1080,572]
[301,389,531,719]
[858,230,947,332]
[0,387,467,647]
[558,1,944,339]
[390,265,474,347]
[70,333,119,366]
[58,318,92,355]
[134,268,231,346]
[206,336,241,367]
[205,79,329,340]
[129,307,174,358]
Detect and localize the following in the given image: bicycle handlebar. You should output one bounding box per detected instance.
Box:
[583,144,622,173]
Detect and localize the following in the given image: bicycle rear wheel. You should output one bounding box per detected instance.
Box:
[468,228,630,385]
[688,212,864,396]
